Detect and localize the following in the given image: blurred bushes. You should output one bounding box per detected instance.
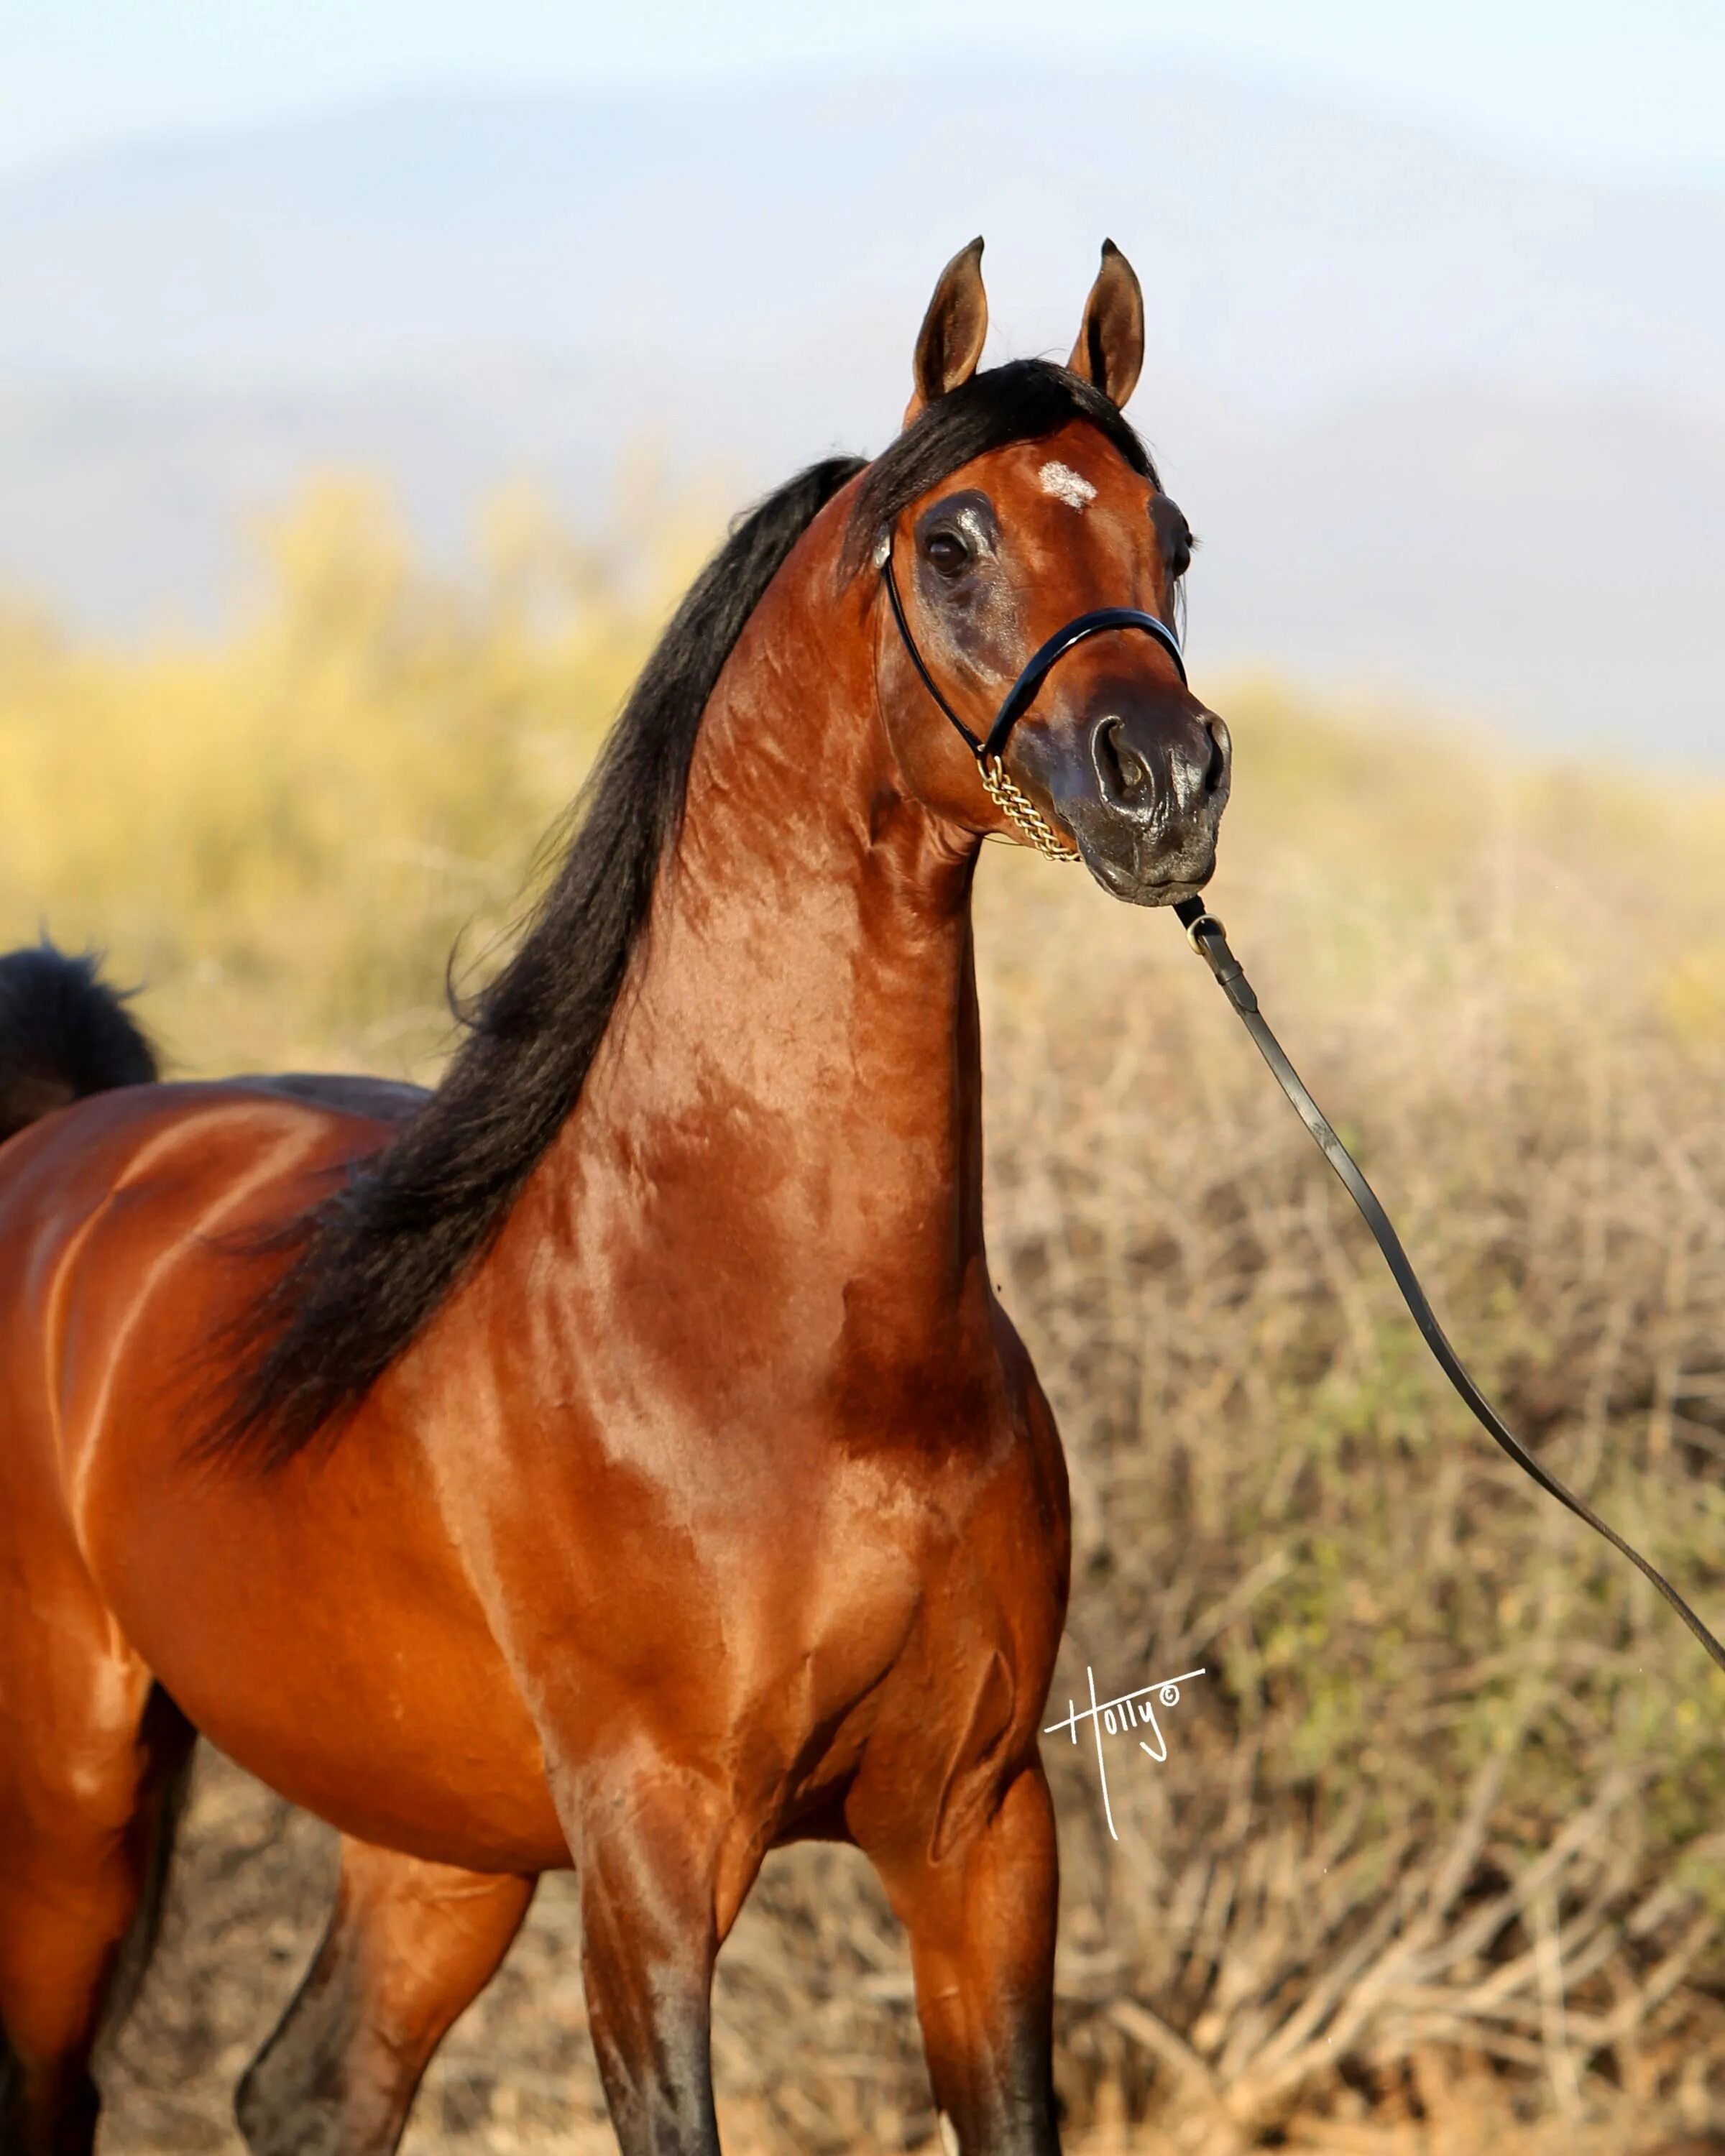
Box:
[978,833,1725,2147]
[0,476,712,1072]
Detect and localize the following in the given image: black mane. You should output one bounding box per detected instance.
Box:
[213,362,1150,1468]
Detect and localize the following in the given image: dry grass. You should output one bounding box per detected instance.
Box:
[5,487,1725,2150]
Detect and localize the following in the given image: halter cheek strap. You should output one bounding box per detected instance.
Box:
[880,544,1187,755]
[878,543,1187,859]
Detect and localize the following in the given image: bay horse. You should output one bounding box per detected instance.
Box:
[0,239,1229,2156]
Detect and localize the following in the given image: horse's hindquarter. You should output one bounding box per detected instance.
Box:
[0,1084,566,1870]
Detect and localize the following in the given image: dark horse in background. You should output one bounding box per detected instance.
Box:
[0,240,1229,2156]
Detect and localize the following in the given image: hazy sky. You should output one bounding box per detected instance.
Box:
[1,0,1721,183]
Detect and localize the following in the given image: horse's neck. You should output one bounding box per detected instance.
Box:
[544,520,988,1319]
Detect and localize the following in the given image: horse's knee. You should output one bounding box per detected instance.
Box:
[563,1769,745,2156]
[234,1912,362,2156]
[235,1839,533,2156]
[864,1764,1062,2156]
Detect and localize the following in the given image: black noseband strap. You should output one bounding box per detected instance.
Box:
[980,606,1186,762]
[880,549,1186,765]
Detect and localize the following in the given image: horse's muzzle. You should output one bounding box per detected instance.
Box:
[1058,704,1231,905]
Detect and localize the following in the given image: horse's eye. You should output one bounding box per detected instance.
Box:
[1151,494,1194,582]
[924,530,970,576]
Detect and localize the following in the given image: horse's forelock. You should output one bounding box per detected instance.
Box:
[843,358,1155,580]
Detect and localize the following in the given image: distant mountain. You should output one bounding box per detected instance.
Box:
[0,63,1719,759]
[4,66,1722,402]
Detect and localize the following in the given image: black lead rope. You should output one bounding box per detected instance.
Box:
[879,539,1724,1674]
[1172,895,1725,1679]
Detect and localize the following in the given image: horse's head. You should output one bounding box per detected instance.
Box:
[854,239,1230,905]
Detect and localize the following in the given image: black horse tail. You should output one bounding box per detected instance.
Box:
[0,943,158,1146]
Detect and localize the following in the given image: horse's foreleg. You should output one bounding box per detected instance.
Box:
[234,1837,533,2156]
[565,1761,749,2156]
[870,1760,1062,2156]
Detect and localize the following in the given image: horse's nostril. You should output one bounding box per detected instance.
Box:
[1095,718,1154,807]
[1204,714,1231,796]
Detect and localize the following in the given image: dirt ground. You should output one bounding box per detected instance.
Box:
[96,1747,1723,2156]
[98,1741,939,2156]
[99,1746,615,2155]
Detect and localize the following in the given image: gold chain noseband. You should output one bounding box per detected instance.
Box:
[978,756,1082,862]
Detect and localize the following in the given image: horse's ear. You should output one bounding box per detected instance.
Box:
[1067,239,1144,410]
[903,237,988,426]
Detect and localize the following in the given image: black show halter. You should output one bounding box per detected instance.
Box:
[880,543,1187,861]
[882,541,1725,1679]
[880,544,1187,761]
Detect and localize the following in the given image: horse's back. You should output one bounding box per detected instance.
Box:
[0,1075,407,1469]
[0,1072,395,1452]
